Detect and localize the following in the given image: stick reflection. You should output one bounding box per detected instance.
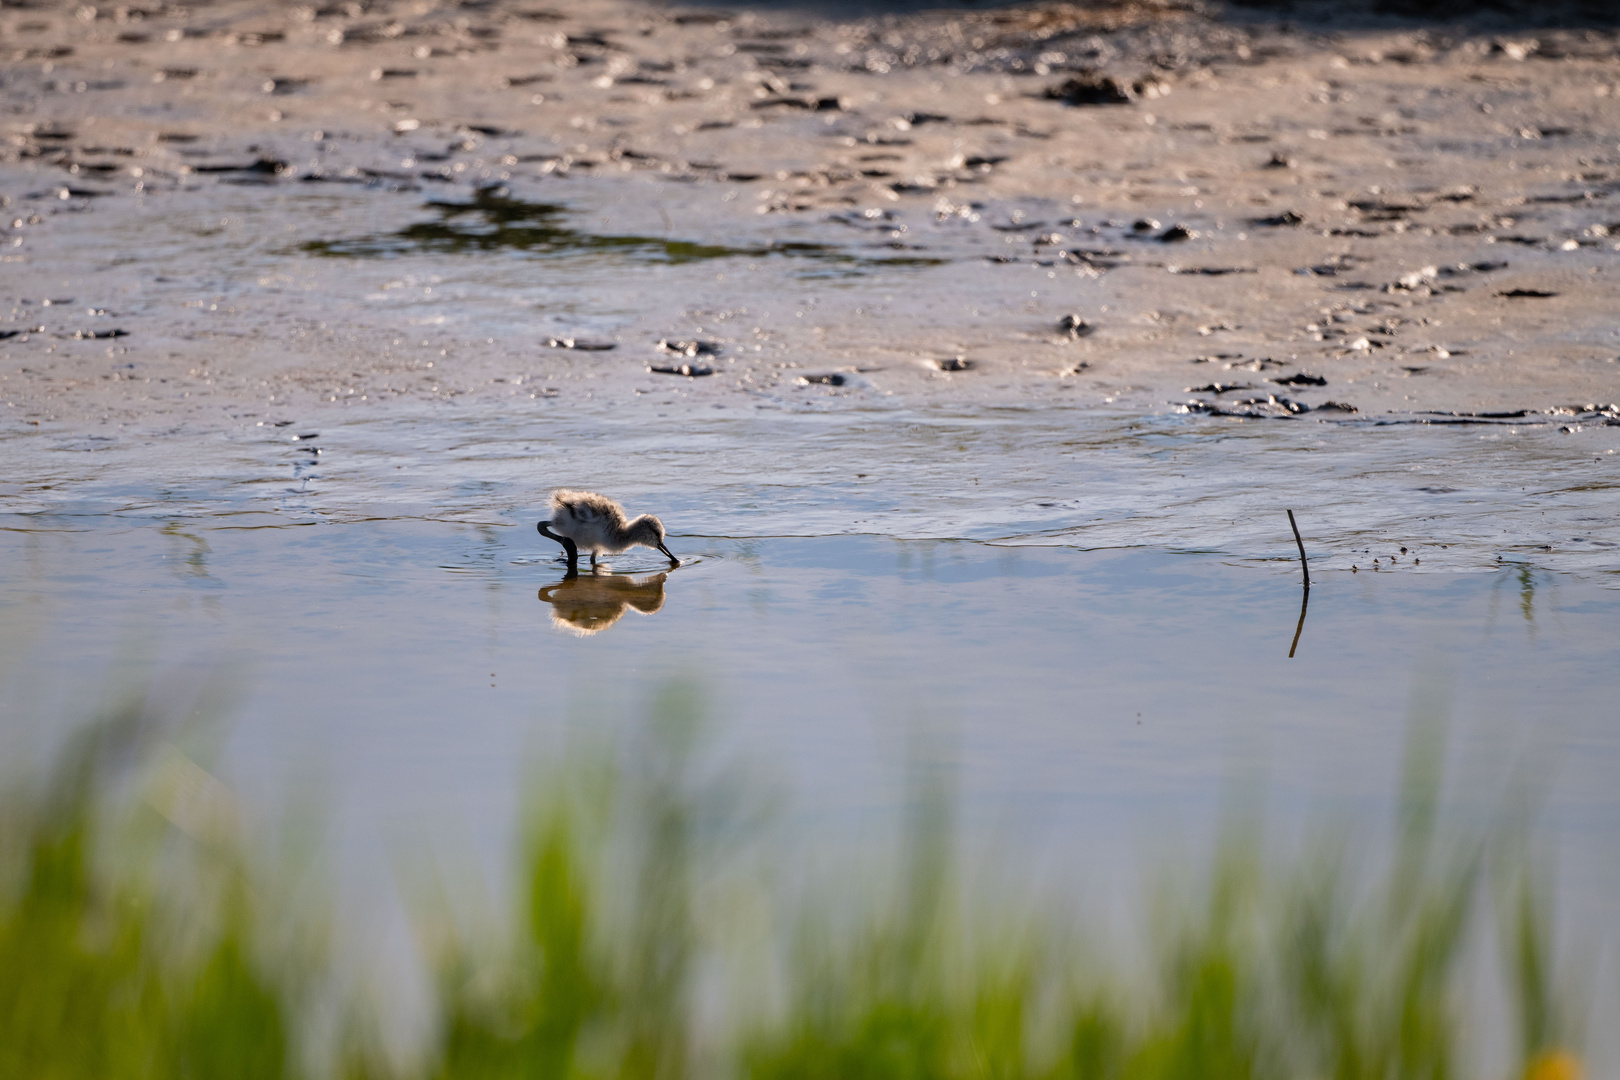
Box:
[1289,586,1309,659]
[539,570,668,636]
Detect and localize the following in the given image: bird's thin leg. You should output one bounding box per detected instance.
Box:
[537,522,579,571]
[589,551,597,567]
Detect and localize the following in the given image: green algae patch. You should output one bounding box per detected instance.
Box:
[300,186,945,271]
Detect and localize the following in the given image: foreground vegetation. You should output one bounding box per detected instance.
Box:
[0,690,1589,1080]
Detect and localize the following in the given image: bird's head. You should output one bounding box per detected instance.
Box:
[628,514,679,566]
[627,514,665,545]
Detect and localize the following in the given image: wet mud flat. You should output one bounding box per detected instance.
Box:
[3,0,1620,579]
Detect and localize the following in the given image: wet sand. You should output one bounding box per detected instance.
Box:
[2,0,1618,571]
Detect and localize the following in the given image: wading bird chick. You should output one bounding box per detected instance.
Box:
[538,489,679,571]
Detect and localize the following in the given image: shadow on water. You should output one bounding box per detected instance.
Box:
[301,186,944,271]
[539,569,668,636]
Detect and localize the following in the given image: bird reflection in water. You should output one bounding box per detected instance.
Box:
[538,570,668,636]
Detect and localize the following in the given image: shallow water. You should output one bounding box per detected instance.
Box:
[6,513,1620,1073]
[4,518,1617,903]
[5,401,1618,577]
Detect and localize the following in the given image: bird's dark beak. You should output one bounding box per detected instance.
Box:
[658,542,678,566]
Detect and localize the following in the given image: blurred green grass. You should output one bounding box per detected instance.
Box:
[0,689,1586,1080]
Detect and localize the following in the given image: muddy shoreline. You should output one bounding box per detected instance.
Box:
[2,0,1618,573]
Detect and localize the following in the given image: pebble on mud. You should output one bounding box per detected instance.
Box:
[649,363,713,377]
[545,337,616,351]
[657,339,719,357]
[932,357,974,372]
[1252,210,1305,227]
[1058,314,1094,338]
[1043,74,1134,106]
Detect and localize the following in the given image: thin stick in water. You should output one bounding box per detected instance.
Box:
[1286,509,1310,659]
[1287,509,1310,590]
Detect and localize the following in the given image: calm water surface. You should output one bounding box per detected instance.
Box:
[3,516,1615,877]
[4,504,1619,1060]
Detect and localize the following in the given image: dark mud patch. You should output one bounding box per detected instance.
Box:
[1187,382,1258,394]
[1042,74,1135,106]
[1167,266,1258,276]
[1182,394,1312,418]
[300,186,945,271]
[545,337,616,351]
